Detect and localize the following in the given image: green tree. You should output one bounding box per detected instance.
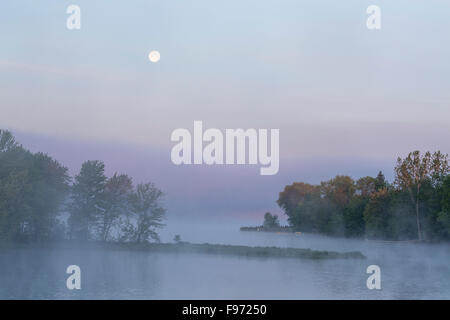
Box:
[277,182,319,227]
[437,176,450,237]
[0,130,19,152]
[386,190,417,240]
[290,197,321,232]
[0,170,30,240]
[96,173,133,241]
[363,189,392,239]
[343,197,367,237]
[395,151,449,240]
[25,152,70,240]
[68,160,107,240]
[0,131,69,241]
[263,212,280,229]
[120,183,165,243]
[375,171,387,191]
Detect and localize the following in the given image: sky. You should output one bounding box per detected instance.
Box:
[1,1,450,222]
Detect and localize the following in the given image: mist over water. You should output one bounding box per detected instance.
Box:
[1,0,450,303]
[1,217,449,299]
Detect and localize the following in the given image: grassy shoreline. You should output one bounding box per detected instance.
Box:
[3,241,366,260]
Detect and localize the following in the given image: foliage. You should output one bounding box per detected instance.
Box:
[263,212,280,229]
[119,183,165,243]
[96,173,133,241]
[437,176,450,237]
[0,130,166,244]
[394,151,449,240]
[278,152,450,241]
[0,130,70,241]
[68,160,107,240]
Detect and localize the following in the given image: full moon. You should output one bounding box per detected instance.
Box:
[148,50,160,63]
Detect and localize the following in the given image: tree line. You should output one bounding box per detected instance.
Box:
[0,130,165,243]
[277,151,450,241]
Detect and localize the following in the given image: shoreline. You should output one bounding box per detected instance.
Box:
[240,227,448,244]
[1,241,366,260]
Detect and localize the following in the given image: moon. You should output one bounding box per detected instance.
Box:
[148,50,160,63]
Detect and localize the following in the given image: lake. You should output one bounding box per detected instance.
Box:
[0,219,449,299]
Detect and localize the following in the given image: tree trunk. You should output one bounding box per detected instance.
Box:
[416,200,422,240]
[416,185,422,241]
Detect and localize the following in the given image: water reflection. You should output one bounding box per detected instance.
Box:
[0,220,449,299]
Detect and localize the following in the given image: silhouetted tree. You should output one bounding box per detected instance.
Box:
[263,212,280,229]
[395,151,449,240]
[0,131,69,241]
[0,130,18,152]
[438,176,450,237]
[277,182,319,227]
[68,160,107,240]
[120,183,165,243]
[96,173,133,241]
[375,171,387,191]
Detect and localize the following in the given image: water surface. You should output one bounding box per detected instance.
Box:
[0,220,449,299]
